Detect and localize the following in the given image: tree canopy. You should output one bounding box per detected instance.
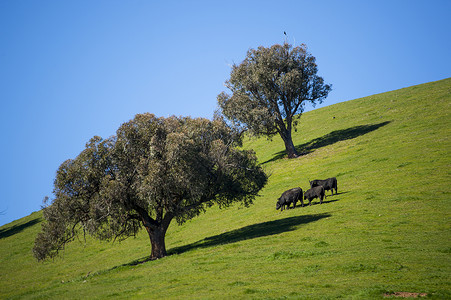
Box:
[217,43,332,158]
[33,113,267,260]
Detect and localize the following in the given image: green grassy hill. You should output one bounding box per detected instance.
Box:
[1,78,450,299]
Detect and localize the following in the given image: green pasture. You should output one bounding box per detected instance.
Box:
[1,78,450,299]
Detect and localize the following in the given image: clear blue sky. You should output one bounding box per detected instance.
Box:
[1,0,450,226]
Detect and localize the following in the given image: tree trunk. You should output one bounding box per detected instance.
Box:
[145,225,167,260]
[280,131,299,158]
[137,207,173,260]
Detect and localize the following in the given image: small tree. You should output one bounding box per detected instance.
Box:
[33,113,267,261]
[218,43,332,158]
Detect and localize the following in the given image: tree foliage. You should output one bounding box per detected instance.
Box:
[218,43,332,158]
[33,113,267,261]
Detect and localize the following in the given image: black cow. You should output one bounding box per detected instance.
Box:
[309,177,338,196]
[276,187,303,211]
[303,186,325,205]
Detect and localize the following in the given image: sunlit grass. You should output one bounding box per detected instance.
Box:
[1,78,450,299]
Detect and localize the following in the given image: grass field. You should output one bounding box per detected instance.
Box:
[1,78,450,299]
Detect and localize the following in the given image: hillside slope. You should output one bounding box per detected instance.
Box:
[1,78,450,299]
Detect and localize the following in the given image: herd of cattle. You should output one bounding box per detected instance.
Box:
[276,177,338,211]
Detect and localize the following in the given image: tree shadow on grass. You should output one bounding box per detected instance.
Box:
[99,213,331,272]
[0,218,41,239]
[262,121,391,164]
[168,213,331,256]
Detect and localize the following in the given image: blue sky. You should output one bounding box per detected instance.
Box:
[1,0,450,226]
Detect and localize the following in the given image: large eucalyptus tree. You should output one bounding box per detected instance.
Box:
[33,113,267,260]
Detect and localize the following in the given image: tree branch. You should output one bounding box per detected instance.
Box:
[132,203,158,229]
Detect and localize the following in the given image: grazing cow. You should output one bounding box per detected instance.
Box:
[303,186,325,206]
[309,177,338,196]
[276,187,303,211]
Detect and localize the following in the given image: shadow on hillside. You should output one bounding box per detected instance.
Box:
[0,218,41,239]
[304,199,340,206]
[330,191,348,196]
[262,121,391,164]
[168,213,331,256]
[99,214,331,272]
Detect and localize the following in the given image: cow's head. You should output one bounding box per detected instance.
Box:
[276,199,281,210]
